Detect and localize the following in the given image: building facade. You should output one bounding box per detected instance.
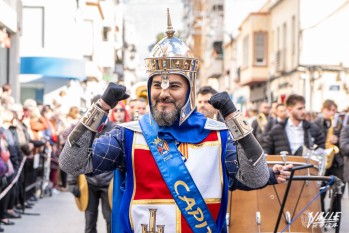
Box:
[19,0,123,112]
[226,0,349,112]
[183,0,224,91]
[0,0,21,101]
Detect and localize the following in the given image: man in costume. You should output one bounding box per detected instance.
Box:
[59,10,289,233]
[69,95,114,233]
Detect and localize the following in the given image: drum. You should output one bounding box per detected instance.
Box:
[227,155,322,233]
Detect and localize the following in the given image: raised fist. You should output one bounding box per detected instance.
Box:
[101,83,129,109]
[209,91,237,119]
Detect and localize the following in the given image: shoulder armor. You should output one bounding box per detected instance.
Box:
[118,121,142,133]
[204,118,227,131]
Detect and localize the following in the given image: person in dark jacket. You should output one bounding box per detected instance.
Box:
[263,103,288,135]
[251,102,274,142]
[315,100,343,233]
[69,95,120,233]
[340,124,349,188]
[261,94,325,155]
[313,100,343,179]
[197,86,224,122]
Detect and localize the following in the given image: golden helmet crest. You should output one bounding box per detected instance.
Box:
[145,9,199,125]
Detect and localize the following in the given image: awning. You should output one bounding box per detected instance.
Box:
[20,56,86,81]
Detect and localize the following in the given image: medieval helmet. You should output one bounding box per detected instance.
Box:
[145,9,199,126]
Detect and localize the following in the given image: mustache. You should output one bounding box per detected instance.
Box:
[155,97,175,104]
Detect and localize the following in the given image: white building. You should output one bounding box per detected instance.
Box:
[225,0,349,112]
[20,0,123,113]
[0,0,21,101]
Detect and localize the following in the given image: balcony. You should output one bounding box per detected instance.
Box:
[239,65,269,86]
[205,59,223,80]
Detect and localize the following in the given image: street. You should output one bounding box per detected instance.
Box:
[1,191,106,233]
[1,186,348,233]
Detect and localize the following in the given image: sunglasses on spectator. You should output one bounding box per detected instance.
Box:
[114,108,125,112]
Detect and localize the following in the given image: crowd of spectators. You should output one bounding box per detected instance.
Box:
[0,83,85,231]
[2,81,348,232]
[0,83,150,232]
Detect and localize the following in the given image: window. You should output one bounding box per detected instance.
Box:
[282,22,287,69]
[102,26,111,41]
[0,47,9,85]
[213,41,223,59]
[212,5,224,11]
[329,85,340,91]
[292,15,296,55]
[254,32,267,66]
[22,7,44,48]
[243,35,249,67]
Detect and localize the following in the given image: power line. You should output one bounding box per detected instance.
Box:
[302,0,349,31]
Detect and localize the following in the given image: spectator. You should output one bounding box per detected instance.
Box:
[251,102,274,142]
[197,86,223,121]
[134,98,147,118]
[128,99,138,121]
[1,84,15,108]
[261,94,325,155]
[110,102,130,124]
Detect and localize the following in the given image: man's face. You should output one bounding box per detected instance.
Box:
[129,101,136,115]
[288,102,306,121]
[136,100,147,116]
[260,103,271,115]
[271,102,278,116]
[197,93,218,119]
[322,105,337,120]
[276,105,288,120]
[150,74,188,126]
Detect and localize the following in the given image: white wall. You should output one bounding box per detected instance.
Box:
[123,0,184,80]
[300,0,349,66]
[21,0,84,58]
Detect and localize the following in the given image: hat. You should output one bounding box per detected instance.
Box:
[23,99,37,110]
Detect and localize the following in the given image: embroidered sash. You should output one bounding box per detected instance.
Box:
[139,117,219,233]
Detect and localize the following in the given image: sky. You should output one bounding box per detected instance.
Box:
[122,0,269,78]
[123,0,184,79]
[224,0,268,42]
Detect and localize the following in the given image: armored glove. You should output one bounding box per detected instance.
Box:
[209,91,236,119]
[101,82,130,109]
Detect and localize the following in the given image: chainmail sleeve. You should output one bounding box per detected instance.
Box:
[59,123,126,177]
[59,123,95,176]
[225,135,269,189]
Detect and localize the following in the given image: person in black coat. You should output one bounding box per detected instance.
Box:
[261,94,325,155]
[314,100,343,233]
[313,100,343,179]
[251,102,274,142]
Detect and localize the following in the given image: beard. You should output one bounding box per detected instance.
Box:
[293,112,305,121]
[151,97,181,126]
